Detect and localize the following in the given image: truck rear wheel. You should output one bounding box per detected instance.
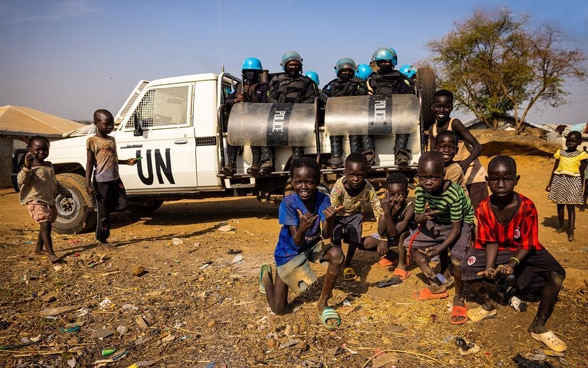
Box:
[53,173,96,234]
[416,64,436,132]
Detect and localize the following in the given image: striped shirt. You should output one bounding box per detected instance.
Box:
[473,193,544,251]
[414,181,474,225]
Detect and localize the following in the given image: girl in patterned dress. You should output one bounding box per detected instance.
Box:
[546,131,588,241]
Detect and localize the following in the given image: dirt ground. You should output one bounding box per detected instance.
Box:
[0,154,587,368]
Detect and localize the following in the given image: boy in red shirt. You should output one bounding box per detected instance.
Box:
[462,155,567,352]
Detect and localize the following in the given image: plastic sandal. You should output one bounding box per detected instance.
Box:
[467,306,497,322]
[530,331,568,352]
[342,267,357,281]
[391,268,411,280]
[413,287,449,300]
[450,304,468,325]
[259,264,272,294]
[319,307,341,329]
[377,276,402,288]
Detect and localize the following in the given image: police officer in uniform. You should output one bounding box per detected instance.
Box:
[367,47,414,166]
[222,57,269,176]
[319,57,367,168]
[263,51,318,174]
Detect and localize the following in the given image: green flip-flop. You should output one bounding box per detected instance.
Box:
[319,307,341,329]
[259,264,272,294]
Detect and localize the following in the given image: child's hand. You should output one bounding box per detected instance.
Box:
[297,209,318,231]
[24,152,34,168]
[477,268,497,279]
[418,246,441,258]
[86,186,96,196]
[423,202,439,220]
[377,239,388,257]
[126,158,138,166]
[234,93,245,103]
[322,205,343,220]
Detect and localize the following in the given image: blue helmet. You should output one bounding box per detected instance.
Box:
[304,71,320,85]
[242,57,263,71]
[399,64,416,79]
[355,63,373,81]
[334,57,357,76]
[280,51,303,70]
[371,47,398,67]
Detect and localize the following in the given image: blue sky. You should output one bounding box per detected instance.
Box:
[1,0,587,124]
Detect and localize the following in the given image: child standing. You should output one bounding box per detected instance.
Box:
[404,151,473,325]
[260,157,343,329]
[18,136,72,263]
[330,153,383,278]
[85,109,137,249]
[546,131,588,241]
[435,130,468,195]
[428,90,488,210]
[345,172,416,281]
[462,155,567,352]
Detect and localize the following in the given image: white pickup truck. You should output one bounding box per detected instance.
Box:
[13,70,435,234]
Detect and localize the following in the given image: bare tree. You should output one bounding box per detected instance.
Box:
[427,8,586,132]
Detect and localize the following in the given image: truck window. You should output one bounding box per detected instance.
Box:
[125,85,190,129]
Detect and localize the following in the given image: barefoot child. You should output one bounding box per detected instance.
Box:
[344,172,415,281]
[462,155,568,352]
[404,151,473,325]
[18,136,72,263]
[330,153,383,279]
[85,109,137,249]
[545,131,588,241]
[260,157,344,328]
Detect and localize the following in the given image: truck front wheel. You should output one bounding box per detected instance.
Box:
[53,173,97,234]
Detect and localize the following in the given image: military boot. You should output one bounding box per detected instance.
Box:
[328,135,344,168]
[349,135,363,154]
[394,134,410,166]
[247,146,261,175]
[259,146,275,175]
[222,144,238,176]
[362,135,376,165]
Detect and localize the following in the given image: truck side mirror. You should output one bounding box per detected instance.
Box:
[133,114,143,136]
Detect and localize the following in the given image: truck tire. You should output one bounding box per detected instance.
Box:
[416,64,436,132]
[53,173,96,234]
[128,200,163,213]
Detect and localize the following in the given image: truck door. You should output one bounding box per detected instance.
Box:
[116,83,197,193]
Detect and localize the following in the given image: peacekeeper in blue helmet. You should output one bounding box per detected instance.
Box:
[355,63,373,82]
[304,71,320,88]
[399,64,417,92]
[367,47,414,166]
[221,57,269,176]
[262,51,318,173]
[319,58,368,168]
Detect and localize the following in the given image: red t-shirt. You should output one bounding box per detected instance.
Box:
[474,193,544,251]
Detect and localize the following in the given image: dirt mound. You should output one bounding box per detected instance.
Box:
[473,130,560,156]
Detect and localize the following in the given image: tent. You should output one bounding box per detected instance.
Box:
[0,105,87,189]
[0,105,85,137]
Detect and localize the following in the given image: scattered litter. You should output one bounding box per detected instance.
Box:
[29,334,42,342]
[510,296,527,312]
[172,238,183,245]
[122,304,138,311]
[456,337,480,355]
[217,224,236,232]
[135,315,150,330]
[102,348,116,356]
[60,325,81,333]
[66,358,76,367]
[231,254,243,263]
[227,249,241,254]
[279,338,299,349]
[99,298,113,310]
[200,261,213,270]
[40,305,79,316]
[93,328,114,340]
[376,276,402,288]
[53,265,63,272]
[76,308,89,317]
[117,325,129,337]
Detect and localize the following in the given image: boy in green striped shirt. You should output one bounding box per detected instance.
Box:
[403,152,474,325]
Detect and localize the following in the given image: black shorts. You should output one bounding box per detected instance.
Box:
[461,248,565,289]
[333,212,363,244]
